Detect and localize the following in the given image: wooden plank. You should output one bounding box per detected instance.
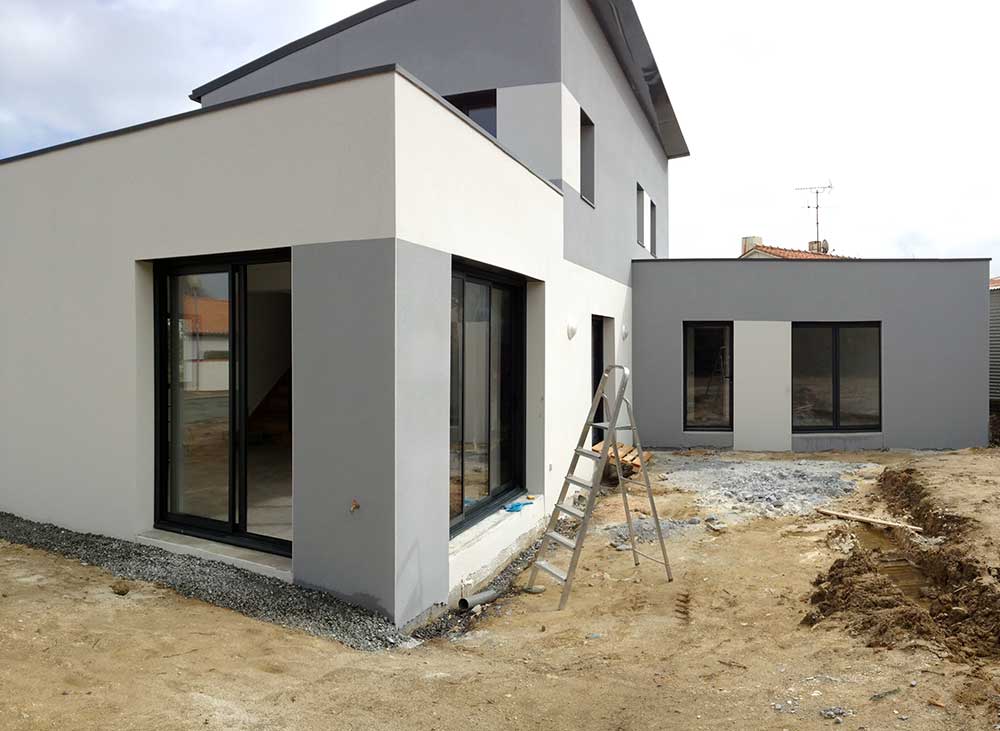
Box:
[815,508,924,534]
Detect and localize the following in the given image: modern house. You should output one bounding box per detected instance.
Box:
[0,0,989,630]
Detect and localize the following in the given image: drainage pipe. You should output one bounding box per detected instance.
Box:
[458,589,499,613]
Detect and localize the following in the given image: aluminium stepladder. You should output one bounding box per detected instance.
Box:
[526,365,673,610]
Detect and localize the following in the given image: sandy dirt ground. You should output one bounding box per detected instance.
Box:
[3,448,1000,730]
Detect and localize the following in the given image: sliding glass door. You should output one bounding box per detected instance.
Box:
[450,268,524,531]
[166,269,233,524]
[156,251,292,555]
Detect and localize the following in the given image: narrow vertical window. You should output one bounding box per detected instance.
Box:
[683,322,733,430]
[580,109,595,204]
[649,201,658,257]
[636,183,646,247]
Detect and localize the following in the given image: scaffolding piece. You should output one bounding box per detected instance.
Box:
[526,365,673,610]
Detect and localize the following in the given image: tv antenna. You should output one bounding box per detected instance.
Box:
[795,181,833,242]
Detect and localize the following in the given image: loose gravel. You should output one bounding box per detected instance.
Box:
[604,517,697,549]
[655,452,876,520]
[0,511,405,651]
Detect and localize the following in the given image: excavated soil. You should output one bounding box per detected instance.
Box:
[807,466,1000,664]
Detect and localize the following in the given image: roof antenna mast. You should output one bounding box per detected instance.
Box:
[795,181,833,242]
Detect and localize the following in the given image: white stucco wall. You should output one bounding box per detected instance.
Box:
[0,72,397,540]
[733,321,792,451]
[389,73,635,595]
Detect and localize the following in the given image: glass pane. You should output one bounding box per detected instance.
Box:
[468,105,497,137]
[684,324,731,428]
[490,287,516,493]
[449,278,463,520]
[245,262,293,541]
[792,327,835,428]
[463,282,490,509]
[838,326,880,427]
[168,272,231,521]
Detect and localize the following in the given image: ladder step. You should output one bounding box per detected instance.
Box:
[574,448,600,460]
[555,502,585,519]
[544,531,577,551]
[633,549,667,566]
[590,422,634,431]
[565,475,593,491]
[534,560,567,583]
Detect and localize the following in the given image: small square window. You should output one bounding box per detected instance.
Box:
[445,89,497,137]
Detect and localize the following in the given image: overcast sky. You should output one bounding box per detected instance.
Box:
[2,1,997,269]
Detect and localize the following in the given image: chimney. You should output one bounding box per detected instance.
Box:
[808,239,829,255]
[741,236,763,255]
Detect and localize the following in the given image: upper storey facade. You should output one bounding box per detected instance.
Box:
[191,0,688,284]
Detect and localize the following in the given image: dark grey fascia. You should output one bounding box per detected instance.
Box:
[584,0,689,159]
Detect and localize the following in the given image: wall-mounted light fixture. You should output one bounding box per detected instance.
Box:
[567,323,578,340]
[622,324,630,341]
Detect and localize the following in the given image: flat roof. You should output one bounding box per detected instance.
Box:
[0,64,564,196]
[188,0,689,160]
[634,258,992,263]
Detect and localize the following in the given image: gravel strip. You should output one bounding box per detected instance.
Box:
[0,511,405,651]
[655,452,876,519]
[414,536,543,640]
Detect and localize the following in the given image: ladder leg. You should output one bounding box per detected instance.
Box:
[559,452,604,610]
[626,399,673,582]
[612,439,640,566]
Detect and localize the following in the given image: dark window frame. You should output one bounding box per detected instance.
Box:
[682,321,734,432]
[153,248,293,558]
[449,262,527,538]
[649,200,658,257]
[636,183,645,248]
[792,322,882,433]
[580,108,596,206]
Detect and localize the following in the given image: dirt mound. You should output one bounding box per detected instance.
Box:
[804,550,942,649]
[806,467,1000,662]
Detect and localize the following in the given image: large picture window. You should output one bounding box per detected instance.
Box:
[683,322,733,430]
[792,323,881,432]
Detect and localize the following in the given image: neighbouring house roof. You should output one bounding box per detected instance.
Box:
[187,0,689,160]
[990,276,1000,290]
[182,295,229,336]
[741,244,851,261]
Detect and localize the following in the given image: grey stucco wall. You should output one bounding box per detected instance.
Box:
[393,240,451,625]
[292,240,398,616]
[292,238,452,627]
[632,259,990,451]
[561,0,670,284]
[200,0,561,106]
